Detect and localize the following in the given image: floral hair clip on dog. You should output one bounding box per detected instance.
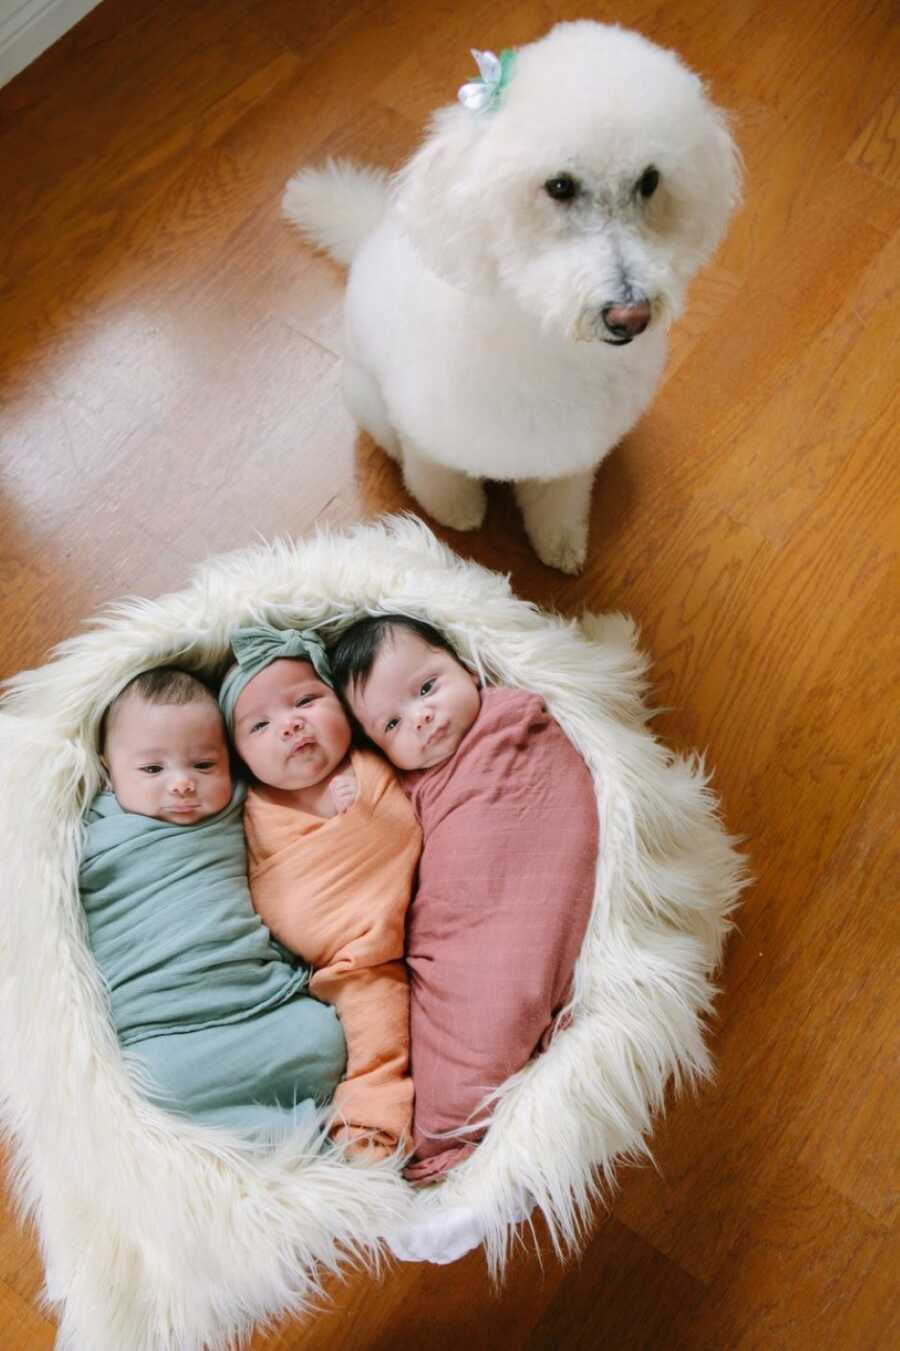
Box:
[458,48,516,113]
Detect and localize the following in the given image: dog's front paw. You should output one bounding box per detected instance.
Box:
[514,473,593,573]
[529,525,587,574]
[428,486,487,532]
[402,453,487,532]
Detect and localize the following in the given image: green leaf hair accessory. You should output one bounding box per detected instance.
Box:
[458,48,516,113]
[218,625,333,733]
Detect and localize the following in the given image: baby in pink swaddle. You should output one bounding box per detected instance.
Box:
[331,616,598,1183]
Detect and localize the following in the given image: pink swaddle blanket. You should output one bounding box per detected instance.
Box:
[401,686,598,1182]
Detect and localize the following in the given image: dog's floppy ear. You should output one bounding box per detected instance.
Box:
[394,104,497,291]
[709,105,743,234]
[689,95,743,266]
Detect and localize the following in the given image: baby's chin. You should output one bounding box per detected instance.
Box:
[268,766,333,792]
[410,737,464,772]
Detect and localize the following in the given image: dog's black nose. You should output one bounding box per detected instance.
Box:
[602,302,651,340]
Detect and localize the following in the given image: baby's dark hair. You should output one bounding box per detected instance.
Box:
[330,615,461,698]
[100,667,217,751]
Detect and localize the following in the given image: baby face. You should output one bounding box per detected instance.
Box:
[233,658,351,792]
[103,697,232,825]
[347,628,481,771]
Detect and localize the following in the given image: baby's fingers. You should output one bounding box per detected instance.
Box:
[329,775,357,813]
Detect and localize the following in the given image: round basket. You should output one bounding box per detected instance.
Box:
[0,516,744,1351]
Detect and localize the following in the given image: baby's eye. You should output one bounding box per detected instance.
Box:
[194,761,216,771]
[141,764,163,775]
[296,695,315,707]
[420,678,435,696]
[384,717,399,734]
[250,719,268,734]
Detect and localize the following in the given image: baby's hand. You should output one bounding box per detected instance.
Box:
[329,772,358,815]
[331,1122,397,1163]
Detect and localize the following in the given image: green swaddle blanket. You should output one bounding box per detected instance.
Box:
[80,782,308,1046]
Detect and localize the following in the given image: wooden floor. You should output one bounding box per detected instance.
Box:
[1,0,898,1346]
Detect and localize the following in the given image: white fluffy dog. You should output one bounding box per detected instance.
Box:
[283,21,740,571]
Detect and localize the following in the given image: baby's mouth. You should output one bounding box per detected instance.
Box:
[289,737,316,756]
[424,723,448,751]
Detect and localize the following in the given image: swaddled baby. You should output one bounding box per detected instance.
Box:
[219,626,420,1159]
[80,667,346,1139]
[331,615,598,1182]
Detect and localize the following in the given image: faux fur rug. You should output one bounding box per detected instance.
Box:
[0,516,745,1350]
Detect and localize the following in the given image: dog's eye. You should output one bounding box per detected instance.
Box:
[544,174,578,202]
[638,166,660,199]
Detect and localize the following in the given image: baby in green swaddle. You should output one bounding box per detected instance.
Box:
[80,667,346,1139]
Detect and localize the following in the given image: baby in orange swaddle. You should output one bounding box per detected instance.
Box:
[218,625,420,1158]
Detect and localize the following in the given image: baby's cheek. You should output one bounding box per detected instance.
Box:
[330,712,352,750]
[401,739,424,771]
[234,735,263,778]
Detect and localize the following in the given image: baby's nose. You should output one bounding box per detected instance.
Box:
[282,711,305,736]
[171,775,195,796]
[416,706,433,729]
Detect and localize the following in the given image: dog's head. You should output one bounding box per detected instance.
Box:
[395,21,741,344]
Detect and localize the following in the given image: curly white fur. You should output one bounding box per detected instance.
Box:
[0,516,746,1349]
[282,22,740,572]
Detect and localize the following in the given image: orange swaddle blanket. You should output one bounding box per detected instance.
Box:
[244,749,420,1154]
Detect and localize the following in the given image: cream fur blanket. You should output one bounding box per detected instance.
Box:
[0,516,745,1350]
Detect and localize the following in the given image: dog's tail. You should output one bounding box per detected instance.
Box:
[281,159,391,267]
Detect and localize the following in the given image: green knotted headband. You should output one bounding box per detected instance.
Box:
[218,625,333,733]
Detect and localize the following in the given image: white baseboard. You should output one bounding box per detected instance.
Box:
[0,0,102,90]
